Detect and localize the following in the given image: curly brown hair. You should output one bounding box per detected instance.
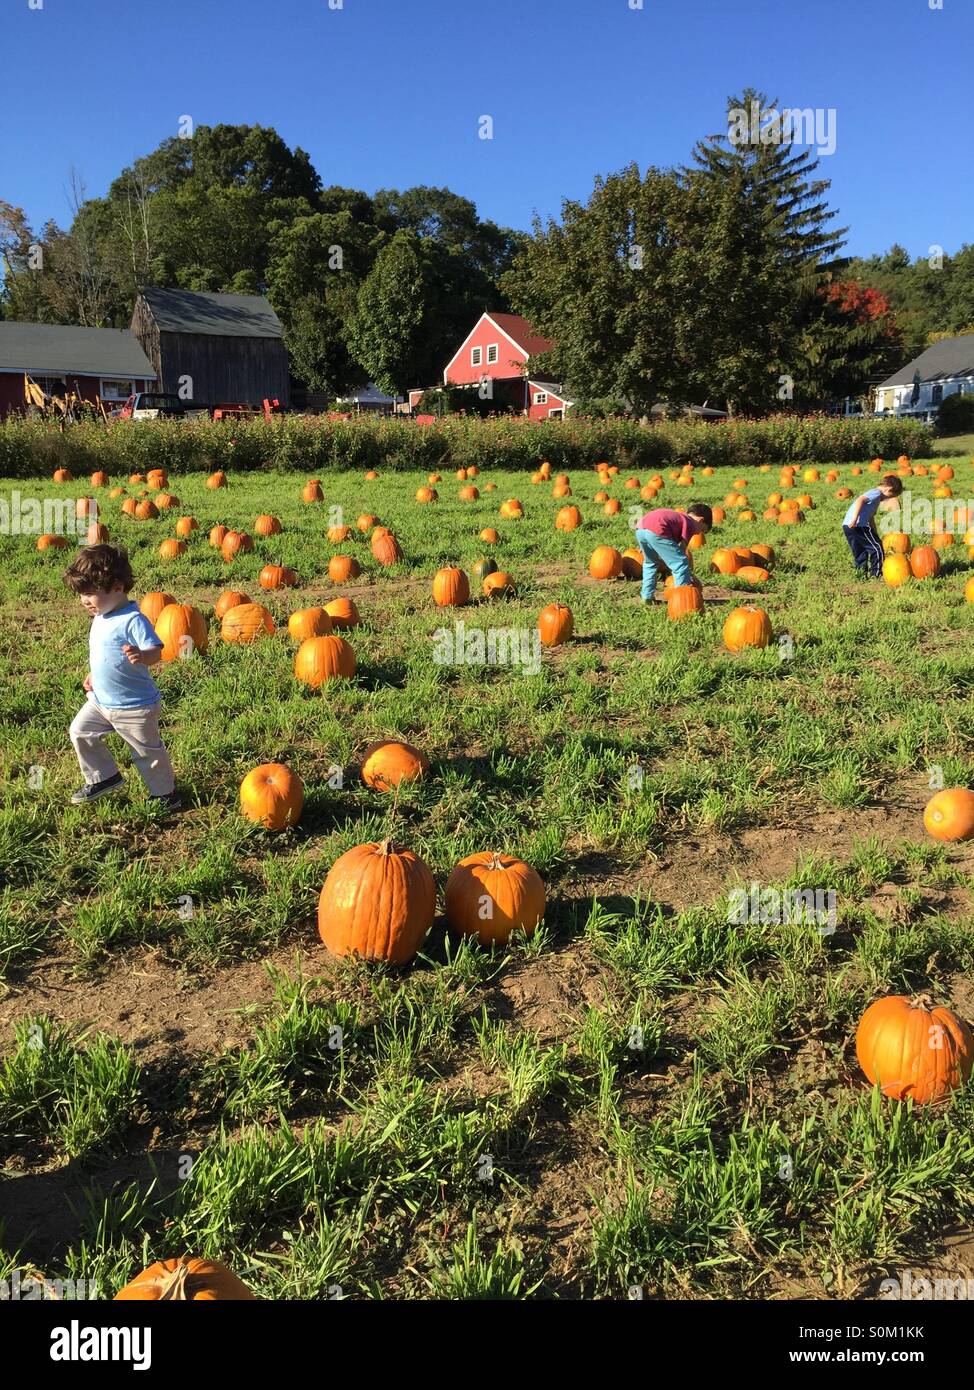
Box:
[880,474,904,496]
[63,544,135,595]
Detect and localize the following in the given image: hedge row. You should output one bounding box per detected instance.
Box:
[0,413,935,479]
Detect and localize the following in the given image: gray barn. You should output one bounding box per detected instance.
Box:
[131,288,290,409]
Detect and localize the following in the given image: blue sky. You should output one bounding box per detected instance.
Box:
[2,0,971,261]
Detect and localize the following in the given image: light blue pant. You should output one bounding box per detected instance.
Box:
[634,528,692,601]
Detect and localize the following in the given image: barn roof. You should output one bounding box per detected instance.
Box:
[877,334,974,389]
[0,323,156,378]
[487,313,554,358]
[139,288,284,339]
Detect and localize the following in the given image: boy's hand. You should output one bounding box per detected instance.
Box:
[83,673,93,692]
[122,643,146,666]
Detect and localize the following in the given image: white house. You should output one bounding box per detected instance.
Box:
[874,334,974,419]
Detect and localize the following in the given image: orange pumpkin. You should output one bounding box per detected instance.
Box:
[329,554,361,583]
[52,468,74,483]
[479,527,500,544]
[923,788,974,841]
[555,505,582,531]
[221,531,253,562]
[882,532,910,555]
[589,546,623,580]
[146,469,168,489]
[667,584,704,621]
[327,525,353,544]
[538,603,574,646]
[360,741,430,792]
[158,539,186,561]
[499,499,524,519]
[302,479,324,503]
[620,547,643,580]
[114,1258,255,1301]
[206,471,227,490]
[209,524,228,548]
[722,605,772,652]
[444,852,546,946]
[175,516,198,539]
[155,493,179,510]
[909,546,940,579]
[134,499,158,521]
[239,763,304,831]
[139,592,177,625]
[154,604,208,661]
[259,564,298,590]
[214,590,251,620]
[294,635,356,686]
[750,543,775,568]
[357,514,379,533]
[371,529,403,566]
[221,603,275,643]
[254,514,282,537]
[459,485,479,501]
[855,994,973,1104]
[317,839,436,963]
[324,597,360,630]
[710,548,740,576]
[86,522,110,544]
[416,486,438,503]
[482,571,516,599]
[734,565,770,585]
[432,567,470,607]
[288,607,332,641]
[90,470,109,488]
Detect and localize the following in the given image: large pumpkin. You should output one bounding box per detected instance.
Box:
[910,545,940,579]
[734,565,770,585]
[158,538,186,561]
[723,605,772,652]
[139,592,177,625]
[221,531,253,562]
[288,607,332,641]
[360,741,430,792]
[294,635,356,686]
[317,839,436,964]
[175,516,198,540]
[923,788,974,841]
[240,763,304,831]
[882,531,910,555]
[589,546,623,580]
[415,486,438,503]
[372,529,404,566]
[214,589,251,620]
[554,505,581,531]
[855,994,973,1104]
[357,514,379,533]
[710,548,740,576]
[667,584,704,621]
[259,564,298,590]
[86,522,110,544]
[479,527,500,544]
[482,571,516,599]
[620,548,643,580]
[155,604,208,661]
[327,524,353,544]
[221,603,275,643]
[209,524,228,548]
[328,554,360,583]
[134,499,158,521]
[324,597,360,630]
[254,514,282,537]
[206,472,227,490]
[444,852,546,946]
[882,554,912,588]
[538,603,574,647]
[37,534,69,550]
[302,479,323,503]
[432,567,470,607]
[114,1258,255,1301]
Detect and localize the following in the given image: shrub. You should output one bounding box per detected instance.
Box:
[0,412,934,479]
[937,392,974,435]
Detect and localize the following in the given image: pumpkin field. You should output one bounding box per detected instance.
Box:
[3,436,974,1302]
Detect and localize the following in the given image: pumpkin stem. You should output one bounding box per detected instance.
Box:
[378,838,393,856]
[157,1261,191,1300]
[910,992,935,1011]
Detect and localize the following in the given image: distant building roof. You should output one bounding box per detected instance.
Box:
[528,379,574,403]
[139,287,284,339]
[0,323,156,378]
[336,382,396,405]
[487,312,554,358]
[877,335,974,389]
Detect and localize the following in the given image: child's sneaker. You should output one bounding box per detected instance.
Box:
[149,790,183,813]
[71,773,124,805]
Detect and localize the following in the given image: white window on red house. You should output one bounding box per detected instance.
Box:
[471,346,482,367]
[100,379,137,400]
[486,344,499,364]
[534,391,548,405]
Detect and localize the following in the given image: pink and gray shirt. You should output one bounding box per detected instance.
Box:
[636,509,705,545]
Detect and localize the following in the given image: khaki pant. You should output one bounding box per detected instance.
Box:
[70,695,175,796]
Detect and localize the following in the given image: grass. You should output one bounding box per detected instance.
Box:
[1,445,974,1299]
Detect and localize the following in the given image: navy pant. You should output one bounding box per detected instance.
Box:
[843,524,884,577]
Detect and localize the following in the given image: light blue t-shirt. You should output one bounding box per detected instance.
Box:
[843,487,883,529]
[89,601,163,709]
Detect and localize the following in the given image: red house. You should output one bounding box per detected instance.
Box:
[0,322,156,419]
[427,311,573,417]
